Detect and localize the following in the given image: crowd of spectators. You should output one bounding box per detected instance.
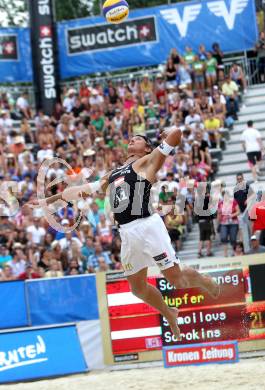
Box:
[0,42,259,281]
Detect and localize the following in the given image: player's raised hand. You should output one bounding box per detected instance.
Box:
[62,185,83,202]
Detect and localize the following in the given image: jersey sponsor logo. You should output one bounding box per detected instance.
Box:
[207,0,248,30]
[160,4,202,38]
[153,252,168,262]
[123,263,133,272]
[112,168,131,177]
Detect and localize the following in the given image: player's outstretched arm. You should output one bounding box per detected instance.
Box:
[25,172,110,209]
[62,172,110,202]
[145,127,182,180]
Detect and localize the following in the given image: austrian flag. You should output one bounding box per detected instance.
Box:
[107,278,162,354]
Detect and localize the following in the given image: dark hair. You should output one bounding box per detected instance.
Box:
[134,135,154,152]
[234,241,244,251]
[247,120,253,127]
[212,42,219,50]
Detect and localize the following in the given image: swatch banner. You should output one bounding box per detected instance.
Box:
[28,0,60,115]
[0,28,32,82]
[0,326,87,383]
[57,0,258,79]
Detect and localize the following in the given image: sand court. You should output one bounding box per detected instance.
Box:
[5,357,265,390]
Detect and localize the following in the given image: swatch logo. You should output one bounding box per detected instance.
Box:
[0,35,18,61]
[67,16,157,54]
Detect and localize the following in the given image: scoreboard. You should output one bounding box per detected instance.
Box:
[104,265,265,362]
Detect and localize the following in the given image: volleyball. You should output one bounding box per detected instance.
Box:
[102,0,129,24]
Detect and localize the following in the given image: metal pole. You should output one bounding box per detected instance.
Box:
[99,0,103,15]
[243,50,249,86]
[52,0,57,21]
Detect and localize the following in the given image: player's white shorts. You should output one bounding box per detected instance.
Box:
[119,213,180,276]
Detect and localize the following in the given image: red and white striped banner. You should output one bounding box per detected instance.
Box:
[107,278,162,354]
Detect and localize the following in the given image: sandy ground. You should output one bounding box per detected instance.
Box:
[4,357,265,390]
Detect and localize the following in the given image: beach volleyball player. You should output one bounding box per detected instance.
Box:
[36,128,220,339]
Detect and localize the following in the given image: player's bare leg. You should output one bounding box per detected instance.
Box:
[127,268,181,339]
[162,264,220,298]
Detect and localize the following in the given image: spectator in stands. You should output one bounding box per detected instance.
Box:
[87,242,112,272]
[97,214,112,249]
[185,108,201,129]
[230,63,247,93]
[128,78,139,98]
[217,189,240,257]
[112,108,123,133]
[204,111,221,148]
[170,48,181,65]
[68,257,83,275]
[132,114,146,136]
[193,131,211,165]
[79,81,90,98]
[179,90,194,118]
[0,245,12,267]
[189,163,206,182]
[87,202,101,235]
[164,206,185,251]
[154,74,166,103]
[176,60,192,89]
[197,93,210,120]
[18,263,41,280]
[221,75,239,118]
[233,173,251,252]
[196,187,215,257]
[211,90,226,127]
[98,256,110,272]
[0,110,13,134]
[0,264,15,281]
[140,74,153,104]
[45,259,64,278]
[89,89,104,108]
[255,31,265,82]
[205,52,217,88]
[58,231,82,256]
[7,248,27,277]
[63,89,77,113]
[159,185,172,206]
[16,92,31,119]
[241,120,264,181]
[233,241,245,256]
[37,142,54,163]
[165,172,179,194]
[212,42,224,81]
[198,44,207,62]
[165,58,177,89]
[191,141,205,163]
[26,217,46,245]
[248,235,265,254]
[192,55,205,91]
[183,46,196,69]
